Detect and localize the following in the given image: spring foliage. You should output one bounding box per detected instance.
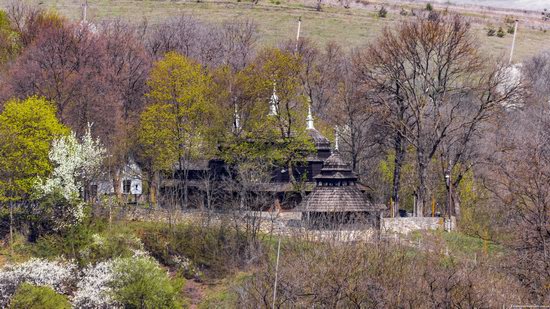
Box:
[111,256,183,309]
[72,260,117,308]
[10,283,71,309]
[140,52,215,172]
[0,258,76,307]
[0,96,68,202]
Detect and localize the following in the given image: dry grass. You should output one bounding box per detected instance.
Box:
[2,0,550,60]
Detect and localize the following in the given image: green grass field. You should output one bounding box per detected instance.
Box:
[3,0,550,61]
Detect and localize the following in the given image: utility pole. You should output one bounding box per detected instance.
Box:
[295,16,301,53]
[445,160,452,231]
[272,237,282,309]
[509,19,519,64]
[82,0,89,22]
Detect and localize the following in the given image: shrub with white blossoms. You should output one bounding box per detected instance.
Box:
[35,124,106,227]
[37,123,106,201]
[72,260,120,309]
[0,258,77,307]
[72,250,152,309]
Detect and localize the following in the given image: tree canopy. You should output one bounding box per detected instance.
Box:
[0,96,68,202]
[140,52,216,173]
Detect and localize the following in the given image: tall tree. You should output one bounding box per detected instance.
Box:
[140,52,215,208]
[145,15,257,70]
[99,20,151,198]
[3,22,119,143]
[0,96,67,245]
[0,96,68,202]
[5,2,65,49]
[357,15,518,216]
[0,9,19,66]
[242,48,313,185]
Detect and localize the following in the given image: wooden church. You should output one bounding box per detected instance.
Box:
[161,87,383,228]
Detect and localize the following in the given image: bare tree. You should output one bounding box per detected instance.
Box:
[99,20,151,199]
[144,16,257,70]
[330,57,383,176]
[220,19,258,72]
[356,15,519,216]
[486,52,550,302]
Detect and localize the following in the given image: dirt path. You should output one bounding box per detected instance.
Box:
[184,280,207,309]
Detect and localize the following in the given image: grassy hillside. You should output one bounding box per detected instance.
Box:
[3,0,550,60]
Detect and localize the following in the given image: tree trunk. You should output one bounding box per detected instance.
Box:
[113,169,122,201]
[183,167,189,209]
[149,170,160,207]
[9,201,13,253]
[392,80,407,217]
[392,132,405,217]
[416,153,429,217]
[452,187,460,217]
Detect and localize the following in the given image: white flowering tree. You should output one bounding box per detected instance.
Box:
[37,124,106,201]
[31,124,106,231]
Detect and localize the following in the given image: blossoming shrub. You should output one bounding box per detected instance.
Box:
[10,283,71,309]
[111,256,183,309]
[36,125,106,202]
[72,260,119,309]
[0,258,76,307]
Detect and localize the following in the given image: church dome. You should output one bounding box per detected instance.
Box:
[322,151,348,169]
[307,128,331,150]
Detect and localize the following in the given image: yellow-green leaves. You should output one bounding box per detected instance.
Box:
[147,52,212,116]
[140,52,216,172]
[0,9,20,66]
[139,103,179,172]
[220,48,314,174]
[0,96,68,201]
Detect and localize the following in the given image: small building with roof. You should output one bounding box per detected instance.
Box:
[296,143,383,228]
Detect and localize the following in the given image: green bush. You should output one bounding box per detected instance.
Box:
[497,27,506,37]
[82,225,144,265]
[27,191,92,241]
[10,283,71,309]
[426,3,433,11]
[29,217,108,267]
[136,222,258,279]
[111,256,183,309]
[32,222,147,268]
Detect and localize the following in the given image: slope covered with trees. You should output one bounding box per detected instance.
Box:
[0,1,548,307]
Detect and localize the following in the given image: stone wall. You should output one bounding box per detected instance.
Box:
[381,217,451,234]
[110,206,453,236]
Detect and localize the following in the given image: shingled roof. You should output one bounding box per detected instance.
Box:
[301,186,373,212]
[297,150,377,213]
[306,128,331,151]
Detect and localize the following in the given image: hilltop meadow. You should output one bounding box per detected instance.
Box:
[3,0,550,60]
